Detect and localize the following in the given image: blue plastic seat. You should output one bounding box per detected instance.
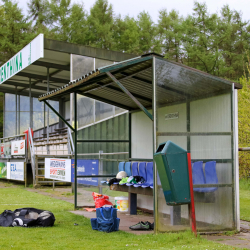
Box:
[134,162,146,187]
[126,162,138,186]
[142,162,153,188]
[124,162,132,176]
[113,162,126,185]
[192,161,204,192]
[118,162,125,172]
[201,161,218,192]
[120,162,132,185]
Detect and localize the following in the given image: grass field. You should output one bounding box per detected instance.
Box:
[239,179,250,221]
[0,183,238,250]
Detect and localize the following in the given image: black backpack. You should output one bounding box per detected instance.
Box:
[0,208,55,227]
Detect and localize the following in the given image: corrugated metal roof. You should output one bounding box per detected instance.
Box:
[38,53,241,110]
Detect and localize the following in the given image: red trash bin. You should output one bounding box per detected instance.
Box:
[23,129,34,149]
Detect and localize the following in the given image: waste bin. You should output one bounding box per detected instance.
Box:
[153,141,190,205]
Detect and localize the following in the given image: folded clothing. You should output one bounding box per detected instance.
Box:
[119,177,129,184]
[108,178,122,185]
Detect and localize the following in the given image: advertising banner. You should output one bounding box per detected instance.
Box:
[0,34,44,84]
[71,159,99,186]
[1,144,4,158]
[7,162,24,181]
[45,158,71,182]
[11,140,25,155]
[0,162,7,178]
[3,142,11,158]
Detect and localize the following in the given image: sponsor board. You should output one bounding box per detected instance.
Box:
[71,159,99,186]
[0,34,44,84]
[7,162,24,181]
[1,144,4,158]
[165,112,179,120]
[45,158,71,182]
[0,162,7,178]
[11,140,25,155]
[3,142,11,158]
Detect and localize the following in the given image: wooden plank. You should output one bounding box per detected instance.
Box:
[110,184,153,196]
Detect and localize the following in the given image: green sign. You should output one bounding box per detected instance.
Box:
[0,34,44,84]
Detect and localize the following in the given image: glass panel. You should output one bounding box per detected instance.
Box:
[65,101,70,120]
[33,112,44,130]
[95,101,114,122]
[115,106,126,115]
[77,95,94,128]
[5,94,15,111]
[155,58,234,232]
[95,58,113,69]
[20,112,30,133]
[20,96,30,111]
[33,97,44,112]
[72,55,94,80]
[4,112,16,137]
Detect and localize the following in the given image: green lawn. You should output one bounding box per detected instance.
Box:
[240,179,250,221]
[0,184,237,250]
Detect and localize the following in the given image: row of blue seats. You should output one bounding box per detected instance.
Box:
[192,161,218,193]
[114,160,218,192]
[115,162,153,189]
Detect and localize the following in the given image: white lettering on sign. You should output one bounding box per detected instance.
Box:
[165,112,179,120]
[0,34,44,84]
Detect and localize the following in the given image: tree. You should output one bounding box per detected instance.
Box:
[65,3,88,44]
[27,0,52,34]
[49,0,72,41]
[86,0,114,49]
[182,2,221,75]
[137,11,156,54]
[113,15,139,54]
[218,5,250,79]
[0,0,33,64]
[157,9,184,62]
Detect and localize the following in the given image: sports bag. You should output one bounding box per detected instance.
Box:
[91,207,120,233]
[0,208,55,227]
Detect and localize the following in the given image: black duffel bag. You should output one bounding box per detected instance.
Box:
[0,208,55,227]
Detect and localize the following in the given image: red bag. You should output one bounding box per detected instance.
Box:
[92,192,113,208]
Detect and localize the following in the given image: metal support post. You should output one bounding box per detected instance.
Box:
[74,92,77,209]
[47,68,50,155]
[18,95,20,134]
[15,86,17,136]
[43,100,74,131]
[29,78,33,129]
[43,102,46,136]
[152,56,158,233]
[59,98,64,128]
[98,150,103,194]
[106,71,153,121]
[3,94,5,138]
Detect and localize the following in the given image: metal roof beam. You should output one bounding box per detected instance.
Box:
[95,82,151,103]
[32,61,70,71]
[17,72,69,84]
[106,71,153,121]
[120,72,190,97]
[78,92,133,111]
[0,86,46,98]
[44,38,135,62]
[3,81,56,92]
[84,65,152,94]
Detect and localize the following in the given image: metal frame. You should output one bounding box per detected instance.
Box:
[39,54,238,234]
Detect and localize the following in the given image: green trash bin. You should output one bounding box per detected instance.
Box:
[154,141,191,205]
